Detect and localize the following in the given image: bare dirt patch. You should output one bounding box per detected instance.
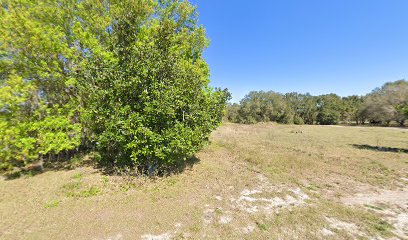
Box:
[342,186,408,238]
[231,174,310,214]
[140,233,172,240]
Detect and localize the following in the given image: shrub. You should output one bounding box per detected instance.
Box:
[0,75,81,171]
[294,115,305,125]
[0,0,229,172]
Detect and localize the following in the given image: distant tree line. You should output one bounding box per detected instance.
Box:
[226,80,408,126]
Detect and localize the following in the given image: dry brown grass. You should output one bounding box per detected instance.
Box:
[1,123,407,239]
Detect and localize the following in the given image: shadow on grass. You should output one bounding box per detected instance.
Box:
[98,155,201,178]
[4,169,43,180]
[168,155,201,174]
[352,144,408,154]
[3,152,201,181]
[3,153,95,181]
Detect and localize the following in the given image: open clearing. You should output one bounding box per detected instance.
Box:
[1,123,408,239]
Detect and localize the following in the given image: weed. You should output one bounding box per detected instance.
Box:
[306,184,321,191]
[256,222,269,231]
[189,223,201,233]
[78,186,101,197]
[44,200,61,209]
[72,173,83,180]
[362,214,394,237]
[165,178,178,186]
[214,208,223,215]
[372,220,393,233]
[62,181,81,192]
[364,204,384,211]
[120,183,136,192]
[101,176,109,184]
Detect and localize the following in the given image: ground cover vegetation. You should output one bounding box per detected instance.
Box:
[1,124,407,239]
[226,80,408,126]
[0,0,229,172]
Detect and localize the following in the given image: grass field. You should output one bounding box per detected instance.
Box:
[1,123,408,239]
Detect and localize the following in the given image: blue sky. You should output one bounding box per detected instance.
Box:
[190,0,408,103]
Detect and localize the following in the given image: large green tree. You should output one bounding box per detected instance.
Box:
[237,91,291,124]
[284,92,318,125]
[315,94,343,125]
[0,0,229,172]
[360,80,408,126]
[0,0,85,170]
[341,95,364,124]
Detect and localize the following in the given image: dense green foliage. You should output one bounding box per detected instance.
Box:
[0,74,81,170]
[359,80,408,126]
[316,94,343,125]
[227,80,408,126]
[0,0,229,172]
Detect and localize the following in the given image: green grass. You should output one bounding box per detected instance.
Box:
[364,204,384,211]
[62,174,101,198]
[44,199,61,209]
[256,222,269,231]
[62,181,81,192]
[78,186,101,198]
[72,173,83,180]
[1,123,406,239]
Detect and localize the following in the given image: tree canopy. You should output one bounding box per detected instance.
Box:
[0,0,229,172]
[226,80,408,126]
[360,80,408,126]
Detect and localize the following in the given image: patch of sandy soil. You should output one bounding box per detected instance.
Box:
[342,185,408,239]
[241,224,256,234]
[320,227,335,236]
[139,223,184,240]
[231,174,309,214]
[324,217,365,237]
[136,154,312,239]
[201,172,310,232]
[140,233,172,240]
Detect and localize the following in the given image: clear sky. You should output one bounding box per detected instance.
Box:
[190,0,408,103]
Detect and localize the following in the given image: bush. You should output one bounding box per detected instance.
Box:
[293,116,305,125]
[0,0,229,172]
[0,74,81,171]
[80,1,230,171]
